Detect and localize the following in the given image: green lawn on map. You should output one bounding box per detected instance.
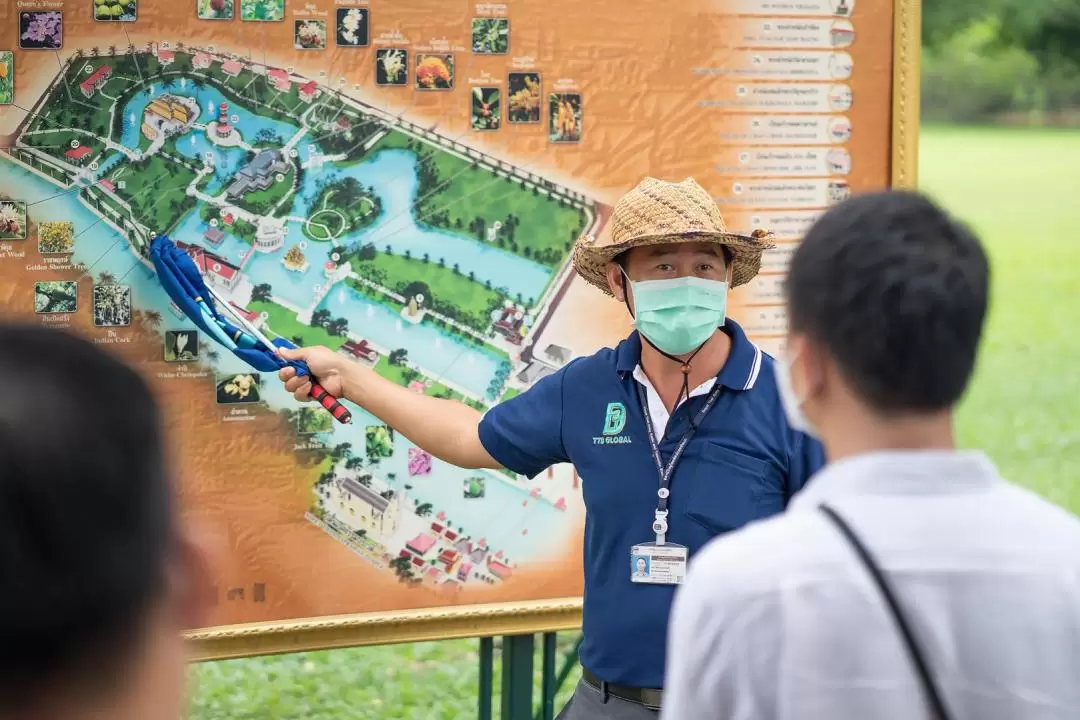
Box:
[249,300,348,352]
[350,249,503,330]
[191,126,1080,718]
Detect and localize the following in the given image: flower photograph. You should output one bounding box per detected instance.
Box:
[549,92,583,143]
[295,20,327,50]
[197,0,234,20]
[20,12,63,50]
[35,281,77,314]
[471,87,501,131]
[215,372,262,405]
[336,8,368,47]
[0,52,11,105]
[376,48,408,86]
[415,54,454,90]
[508,72,541,123]
[38,221,75,254]
[0,201,26,240]
[471,18,509,55]
[92,284,132,327]
[241,0,284,21]
[164,330,199,362]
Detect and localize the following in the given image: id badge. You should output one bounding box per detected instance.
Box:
[630,542,688,585]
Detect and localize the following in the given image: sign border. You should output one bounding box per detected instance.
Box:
[187,0,922,661]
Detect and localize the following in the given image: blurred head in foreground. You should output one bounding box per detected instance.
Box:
[0,327,207,720]
[777,190,990,458]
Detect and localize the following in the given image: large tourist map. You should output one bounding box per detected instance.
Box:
[0,0,892,630]
[4,38,597,591]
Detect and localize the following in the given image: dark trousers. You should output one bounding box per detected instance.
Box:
[555,679,660,720]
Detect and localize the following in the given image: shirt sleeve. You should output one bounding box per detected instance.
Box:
[477,363,573,478]
[786,430,826,501]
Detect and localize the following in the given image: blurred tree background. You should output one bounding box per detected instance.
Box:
[922,0,1080,124]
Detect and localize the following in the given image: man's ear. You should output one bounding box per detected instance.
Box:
[605,262,626,302]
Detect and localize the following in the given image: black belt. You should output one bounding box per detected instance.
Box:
[582,669,663,710]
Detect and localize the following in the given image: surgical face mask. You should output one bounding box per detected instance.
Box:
[775,350,819,438]
[625,274,728,357]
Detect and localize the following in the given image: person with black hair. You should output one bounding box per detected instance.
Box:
[662,190,1080,720]
[0,326,210,720]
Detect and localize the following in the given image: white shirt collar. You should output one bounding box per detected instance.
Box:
[632,365,717,443]
[790,449,1001,511]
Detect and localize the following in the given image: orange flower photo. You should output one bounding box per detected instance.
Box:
[415,53,454,90]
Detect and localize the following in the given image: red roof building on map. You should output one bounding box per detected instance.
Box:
[299,81,318,103]
[79,65,112,99]
[228,301,260,324]
[268,69,291,92]
[221,59,243,77]
[193,52,213,70]
[487,560,512,581]
[406,534,436,556]
[340,339,378,363]
[174,240,241,291]
[97,179,115,192]
[64,146,93,162]
[156,49,175,65]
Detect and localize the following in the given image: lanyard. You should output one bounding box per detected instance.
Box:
[636,382,724,544]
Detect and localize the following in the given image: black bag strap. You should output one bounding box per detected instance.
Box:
[819,504,953,720]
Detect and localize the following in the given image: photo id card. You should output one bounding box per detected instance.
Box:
[630,542,688,585]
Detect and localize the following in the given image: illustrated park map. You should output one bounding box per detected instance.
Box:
[0,21,602,599]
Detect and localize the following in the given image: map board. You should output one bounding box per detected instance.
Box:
[0,0,920,658]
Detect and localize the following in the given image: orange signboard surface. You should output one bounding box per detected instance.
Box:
[0,0,919,657]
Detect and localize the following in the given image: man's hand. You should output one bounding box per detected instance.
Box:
[277,343,500,470]
[278,345,348,401]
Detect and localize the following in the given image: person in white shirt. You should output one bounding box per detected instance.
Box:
[662,190,1080,720]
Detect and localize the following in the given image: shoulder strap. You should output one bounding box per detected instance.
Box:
[819,504,953,720]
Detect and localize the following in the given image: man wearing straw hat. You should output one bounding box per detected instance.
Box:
[278,177,825,717]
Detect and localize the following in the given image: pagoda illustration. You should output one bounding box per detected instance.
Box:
[281,244,309,273]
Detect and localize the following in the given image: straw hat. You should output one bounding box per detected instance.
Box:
[572,176,775,295]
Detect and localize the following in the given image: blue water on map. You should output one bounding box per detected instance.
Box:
[118,81,310,162]
[317,284,505,398]
[0,159,563,563]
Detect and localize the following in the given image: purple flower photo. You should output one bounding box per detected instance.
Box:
[20,11,64,50]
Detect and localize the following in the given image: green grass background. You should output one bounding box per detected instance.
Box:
[189,126,1080,718]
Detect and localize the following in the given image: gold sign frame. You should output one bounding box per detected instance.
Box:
[186,0,922,662]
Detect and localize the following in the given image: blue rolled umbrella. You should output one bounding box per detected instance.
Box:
[149,234,352,424]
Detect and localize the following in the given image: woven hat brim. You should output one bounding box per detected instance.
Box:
[572,231,774,297]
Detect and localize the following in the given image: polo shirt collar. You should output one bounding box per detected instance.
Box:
[615,319,762,392]
[790,450,1001,511]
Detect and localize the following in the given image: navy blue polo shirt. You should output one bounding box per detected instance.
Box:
[478,320,825,688]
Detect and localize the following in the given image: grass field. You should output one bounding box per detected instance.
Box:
[350,250,503,330]
[189,126,1080,718]
[249,300,348,352]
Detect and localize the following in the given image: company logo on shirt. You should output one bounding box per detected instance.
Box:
[594,402,632,445]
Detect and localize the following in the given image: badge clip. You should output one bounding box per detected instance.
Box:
[652,510,669,545]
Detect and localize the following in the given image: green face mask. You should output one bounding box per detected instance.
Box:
[627,275,729,356]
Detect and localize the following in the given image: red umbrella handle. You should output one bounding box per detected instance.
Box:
[309,381,352,424]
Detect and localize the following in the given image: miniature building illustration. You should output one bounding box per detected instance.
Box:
[79,65,112,98]
[338,477,399,536]
[226,150,288,199]
[282,244,309,272]
[141,94,197,140]
[175,240,242,292]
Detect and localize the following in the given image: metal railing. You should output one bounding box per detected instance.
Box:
[477,633,584,720]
